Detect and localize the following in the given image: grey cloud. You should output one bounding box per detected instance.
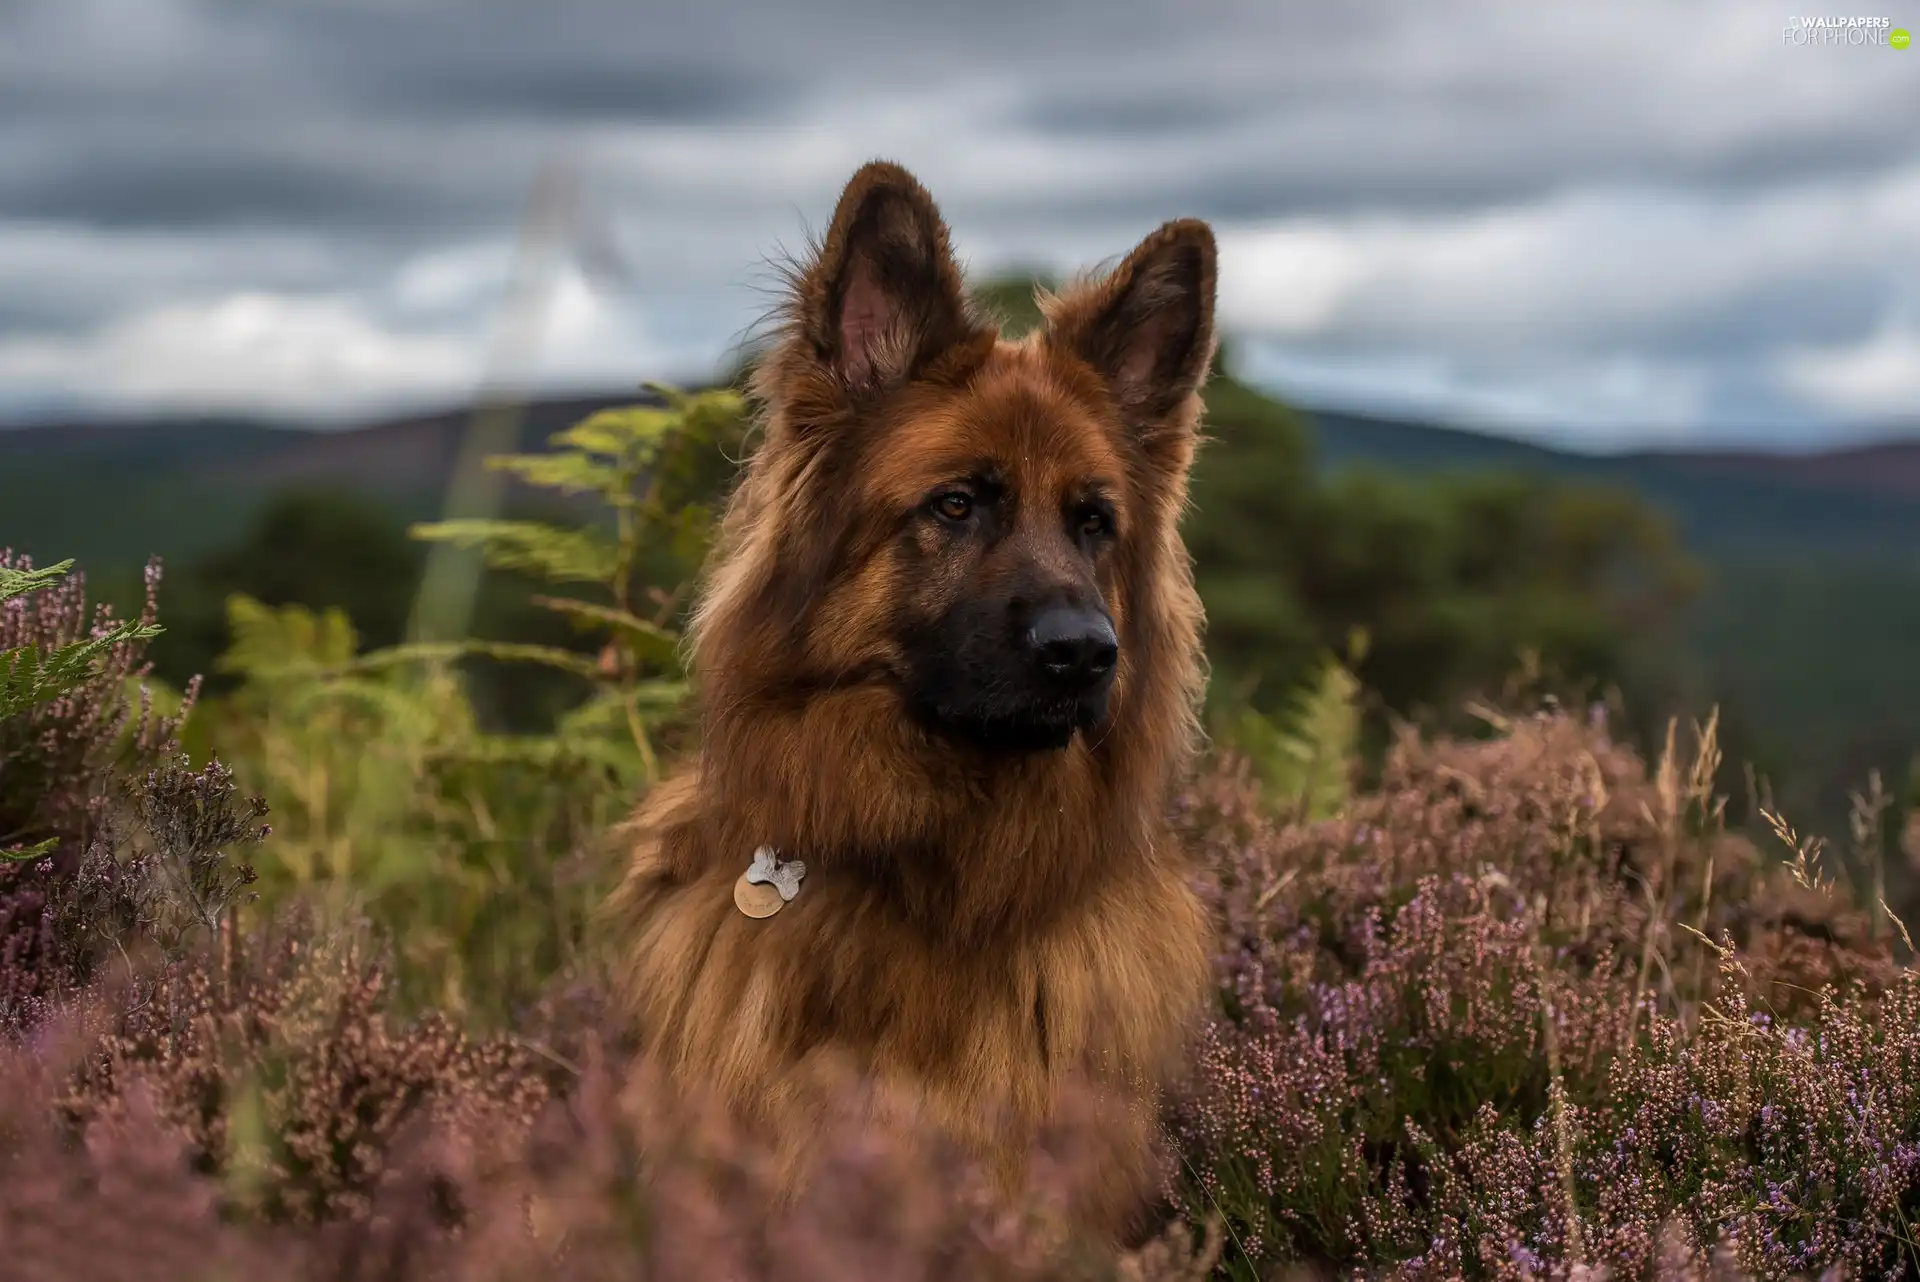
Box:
[3,145,509,235]
[0,0,1916,439]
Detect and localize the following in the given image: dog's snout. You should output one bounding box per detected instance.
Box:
[1027,606,1118,690]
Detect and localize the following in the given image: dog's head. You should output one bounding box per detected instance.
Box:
[700,160,1216,758]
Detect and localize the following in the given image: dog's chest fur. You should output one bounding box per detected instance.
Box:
[609,769,1209,1202]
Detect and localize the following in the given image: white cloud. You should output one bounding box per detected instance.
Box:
[1210,162,1920,439]
[1781,316,1920,420]
[1235,342,1718,450]
[388,241,515,316]
[0,221,350,328]
[0,251,743,422]
[1218,163,1920,353]
[0,293,479,419]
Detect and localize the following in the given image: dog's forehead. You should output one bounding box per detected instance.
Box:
[868,355,1126,504]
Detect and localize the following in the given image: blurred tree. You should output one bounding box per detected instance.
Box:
[970,270,1050,337]
[148,488,423,696]
[1278,467,1699,731]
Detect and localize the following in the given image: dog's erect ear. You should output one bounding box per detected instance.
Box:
[795,160,986,392]
[1042,219,1218,445]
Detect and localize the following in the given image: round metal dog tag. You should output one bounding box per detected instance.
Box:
[734,873,786,918]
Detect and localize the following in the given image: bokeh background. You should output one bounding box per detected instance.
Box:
[4,0,1918,863]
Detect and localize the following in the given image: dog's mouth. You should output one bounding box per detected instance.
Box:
[911,693,1107,755]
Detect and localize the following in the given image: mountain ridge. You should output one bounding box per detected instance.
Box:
[5,390,1916,497]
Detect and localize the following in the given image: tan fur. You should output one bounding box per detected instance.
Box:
[604,160,1218,1239]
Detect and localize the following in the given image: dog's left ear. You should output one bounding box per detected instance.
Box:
[1042,219,1218,459]
[795,160,989,394]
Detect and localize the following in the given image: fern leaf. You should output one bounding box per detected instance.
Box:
[1281,659,1361,821]
[530,596,681,668]
[647,382,748,425]
[407,519,618,585]
[349,639,607,681]
[0,619,162,720]
[0,558,165,718]
[1,838,57,862]
[0,559,75,605]
[627,677,691,711]
[216,595,359,677]
[1229,656,1361,822]
[549,406,679,461]
[483,452,625,497]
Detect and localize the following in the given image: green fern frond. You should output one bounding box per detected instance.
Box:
[483,451,625,497]
[0,559,75,604]
[407,519,619,585]
[1,838,57,862]
[216,595,359,678]
[1230,654,1362,822]
[656,383,749,432]
[625,677,692,711]
[530,596,681,668]
[550,405,680,461]
[0,558,163,719]
[347,639,607,682]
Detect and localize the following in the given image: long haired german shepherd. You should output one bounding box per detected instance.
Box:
[607,159,1217,1239]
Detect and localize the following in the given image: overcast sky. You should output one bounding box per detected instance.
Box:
[3,0,1918,450]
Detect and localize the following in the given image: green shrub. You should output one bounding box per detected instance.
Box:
[190,386,751,1022]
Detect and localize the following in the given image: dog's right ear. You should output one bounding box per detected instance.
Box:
[790,160,989,394]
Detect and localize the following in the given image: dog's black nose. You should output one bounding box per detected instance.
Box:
[1028,606,1118,690]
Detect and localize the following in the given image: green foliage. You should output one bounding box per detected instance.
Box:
[405,383,752,772]
[1186,384,1698,743]
[192,385,752,1020]
[1220,633,1365,823]
[1,559,168,863]
[972,270,1052,338]
[403,518,618,584]
[0,561,160,728]
[140,485,611,737]
[199,595,627,1020]
[143,488,426,696]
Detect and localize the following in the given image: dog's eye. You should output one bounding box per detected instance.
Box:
[934,492,974,523]
[1078,508,1113,539]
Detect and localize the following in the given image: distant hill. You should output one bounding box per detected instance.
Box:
[0,393,645,572]
[1306,408,1920,557]
[7,392,1918,569]
[1653,438,1920,500]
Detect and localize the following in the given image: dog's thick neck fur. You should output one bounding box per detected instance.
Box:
[672,326,1209,947]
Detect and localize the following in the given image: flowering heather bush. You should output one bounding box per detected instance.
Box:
[53,909,553,1226]
[0,917,1223,1281]
[4,750,272,1030]
[2,554,236,1023]
[1,553,196,858]
[1170,706,1909,1279]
